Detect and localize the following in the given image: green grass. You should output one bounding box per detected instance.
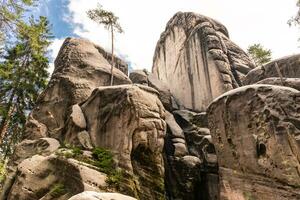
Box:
[49,183,66,198]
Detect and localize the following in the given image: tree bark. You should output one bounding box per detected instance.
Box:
[110,26,114,86]
[0,91,15,145]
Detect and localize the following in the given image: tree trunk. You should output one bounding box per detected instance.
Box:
[110,26,114,86]
[0,91,15,145]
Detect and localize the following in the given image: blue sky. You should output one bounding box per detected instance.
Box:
[32,0,300,74]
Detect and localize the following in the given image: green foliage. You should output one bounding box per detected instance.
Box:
[0,16,52,156]
[49,183,66,198]
[91,147,114,173]
[106,169,124,186]
[87,4,123,33]
[72,147,83,157]
[87,4,123,85]
[0,0,36,45]
[247,43,272,66]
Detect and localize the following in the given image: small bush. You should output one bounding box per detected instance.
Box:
[72,147,83,157]
[106,169,124,186]
[92,147,114,174]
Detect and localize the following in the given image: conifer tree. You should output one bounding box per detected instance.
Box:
[87,4,123,85]
[0,16,52,156]
[0,0,35,47]
[247,43,272,66]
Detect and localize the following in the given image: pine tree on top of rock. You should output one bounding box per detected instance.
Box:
[87,4,123,86]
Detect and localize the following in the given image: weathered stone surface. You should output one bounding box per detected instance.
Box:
[70,104,86,129]
[129,70,180,111]
[6,154,108,200]
[208,84,300,200]
[244,54,300,85]
[23,114,48,140]
[164,110,219,200]
[257,77,300,91]
[148,73,177,111]
[129,70,148,85]
[25,38,131,140]
[68,191,137,200]
[152,12,255,111]
[77,84,166,200]
[9,138,60,166]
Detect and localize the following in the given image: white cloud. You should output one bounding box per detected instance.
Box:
[63,0,299,71]
[48,38,65,74]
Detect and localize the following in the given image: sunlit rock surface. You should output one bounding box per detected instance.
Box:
[152,12,255,111]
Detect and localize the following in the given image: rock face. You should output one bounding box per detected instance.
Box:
[24,38,131,140]
[164,110,219,200]
[75,85,166,200]
[207,85,300,200]
[7,154,108,200]
[129,70,180,111]
[3,11,300,200]
[152,12,255,111]
[244,54,300,85]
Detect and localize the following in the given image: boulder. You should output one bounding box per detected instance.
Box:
[9,138,60,166]
[24,38,131,140]
[208,84,300,200]
[69,84,167,200]
[129,70,148,85]
[152,12,255,111]
[68,191,137,200]
[243,54,300,85]
[5,154,108,200]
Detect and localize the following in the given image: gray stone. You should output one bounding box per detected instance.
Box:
[70,104,86,129]
[243,54,300,85]
[25,38,131,140]
[152,12,255,111]
[79,84,166,200]
[208,84,300,200]
[6,154,108,200]
[129,70,148,85]
[77,131,93,150]
[257,77,300,91]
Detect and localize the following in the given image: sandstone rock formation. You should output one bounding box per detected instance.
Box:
[2,11,300,200]
[164,110,219,200]
[152,12,255,111]
[66,84,167,200]
[244,54,300,85]
[207,84,300,200]
[129,70,181,111]
[24,38,131,140]
[7,154,108,200]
